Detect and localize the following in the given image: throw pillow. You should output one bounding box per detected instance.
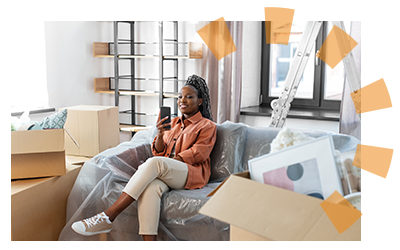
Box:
[39,108,68,129]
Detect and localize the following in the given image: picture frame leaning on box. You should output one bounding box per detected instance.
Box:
[248,135,344,200]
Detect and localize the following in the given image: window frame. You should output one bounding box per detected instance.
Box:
[260,21,341,111]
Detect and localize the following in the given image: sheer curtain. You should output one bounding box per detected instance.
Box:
[339,21,361,140]
[195,21,243,124]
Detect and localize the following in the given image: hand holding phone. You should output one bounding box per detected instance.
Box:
[159,106,171,130]
[155,107,171,152]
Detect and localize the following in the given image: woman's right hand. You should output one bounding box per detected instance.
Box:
[154,115,170,153]
[156,116,171,137]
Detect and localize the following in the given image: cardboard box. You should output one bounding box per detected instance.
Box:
[66,155,92,165]
[63,105,120,157]
[199,171,361,241]
[11,129,66,180]
[11,164,83,241]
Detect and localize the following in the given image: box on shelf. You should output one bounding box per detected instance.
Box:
[94,78,112,93]
[93,42,110,57]
[11,129,66,180]
[199,171,361,241]
[188,42,203,59]
[11,164,83,241]
[63,105,120,157]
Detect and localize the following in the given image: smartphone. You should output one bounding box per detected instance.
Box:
[160,106,171,130]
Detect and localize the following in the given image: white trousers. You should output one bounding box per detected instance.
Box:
[122,156,188,235]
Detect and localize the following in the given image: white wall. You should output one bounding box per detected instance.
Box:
[45,21,114,109]
[43,21,199,142]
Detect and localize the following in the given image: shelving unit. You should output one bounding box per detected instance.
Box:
[93,21,202,133]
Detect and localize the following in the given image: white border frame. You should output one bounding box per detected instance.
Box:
[248,135,343,199]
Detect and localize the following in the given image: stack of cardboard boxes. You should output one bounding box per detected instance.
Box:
[11,105,120,241]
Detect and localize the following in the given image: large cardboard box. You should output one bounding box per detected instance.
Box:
[11,164,83,241]
[63,105,120,157]
[11,129,66,180]
[199,171,361,241]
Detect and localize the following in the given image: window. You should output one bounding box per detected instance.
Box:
[260,21,351,111]
[10,21,50,114]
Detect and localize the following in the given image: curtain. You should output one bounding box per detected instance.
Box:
[195,21,243,124]
[339,21,361,140]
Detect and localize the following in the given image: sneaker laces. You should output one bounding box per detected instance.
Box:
[84,213,109,228]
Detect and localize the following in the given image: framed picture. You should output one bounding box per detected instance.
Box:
[248,135,343,200]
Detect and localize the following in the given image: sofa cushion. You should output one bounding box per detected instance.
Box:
[209,121,248,182]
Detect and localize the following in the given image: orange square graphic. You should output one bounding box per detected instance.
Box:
[197,17,237,61]
[351,78,392,114]
[264,7,295,45]
[351,89,362,114]
[353,144,393,178]
[265,22,292,45]
[320,191,362,234]
[317,25,358,69]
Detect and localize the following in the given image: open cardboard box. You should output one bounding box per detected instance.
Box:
[11,129,66,180]
[199,171,361,241]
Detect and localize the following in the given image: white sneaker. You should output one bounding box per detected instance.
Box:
[71,212,113,236]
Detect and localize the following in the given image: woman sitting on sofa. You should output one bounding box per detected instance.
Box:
[71,74,217,241]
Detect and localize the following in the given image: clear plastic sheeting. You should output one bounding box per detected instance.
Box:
[240,125,361,172]
[59,128,157,241]
[59,121,360,241]
[209,121,360,183]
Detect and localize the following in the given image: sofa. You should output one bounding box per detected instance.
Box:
[58,121,360,241]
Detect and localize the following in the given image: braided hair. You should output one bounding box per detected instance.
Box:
[183,74,213,121]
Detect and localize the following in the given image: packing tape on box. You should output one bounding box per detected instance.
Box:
[65,128,80,149]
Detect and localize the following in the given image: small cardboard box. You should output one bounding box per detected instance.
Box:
[63,105,120,157]
[199,171,361,241]
[11,164,83,241]
[11,129,66,180]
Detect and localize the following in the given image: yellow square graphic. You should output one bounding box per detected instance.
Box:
[320,191,362,234]
[265,21,292,45]
[264,7,295,45]
[351,78,392,114]
[197,17,237,61]
[317,25,358,69]
[353,144,393,178]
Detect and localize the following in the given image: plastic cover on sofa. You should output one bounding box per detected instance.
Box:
[58,121,360,241]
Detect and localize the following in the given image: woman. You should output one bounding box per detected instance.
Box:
[71,75,217,241]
